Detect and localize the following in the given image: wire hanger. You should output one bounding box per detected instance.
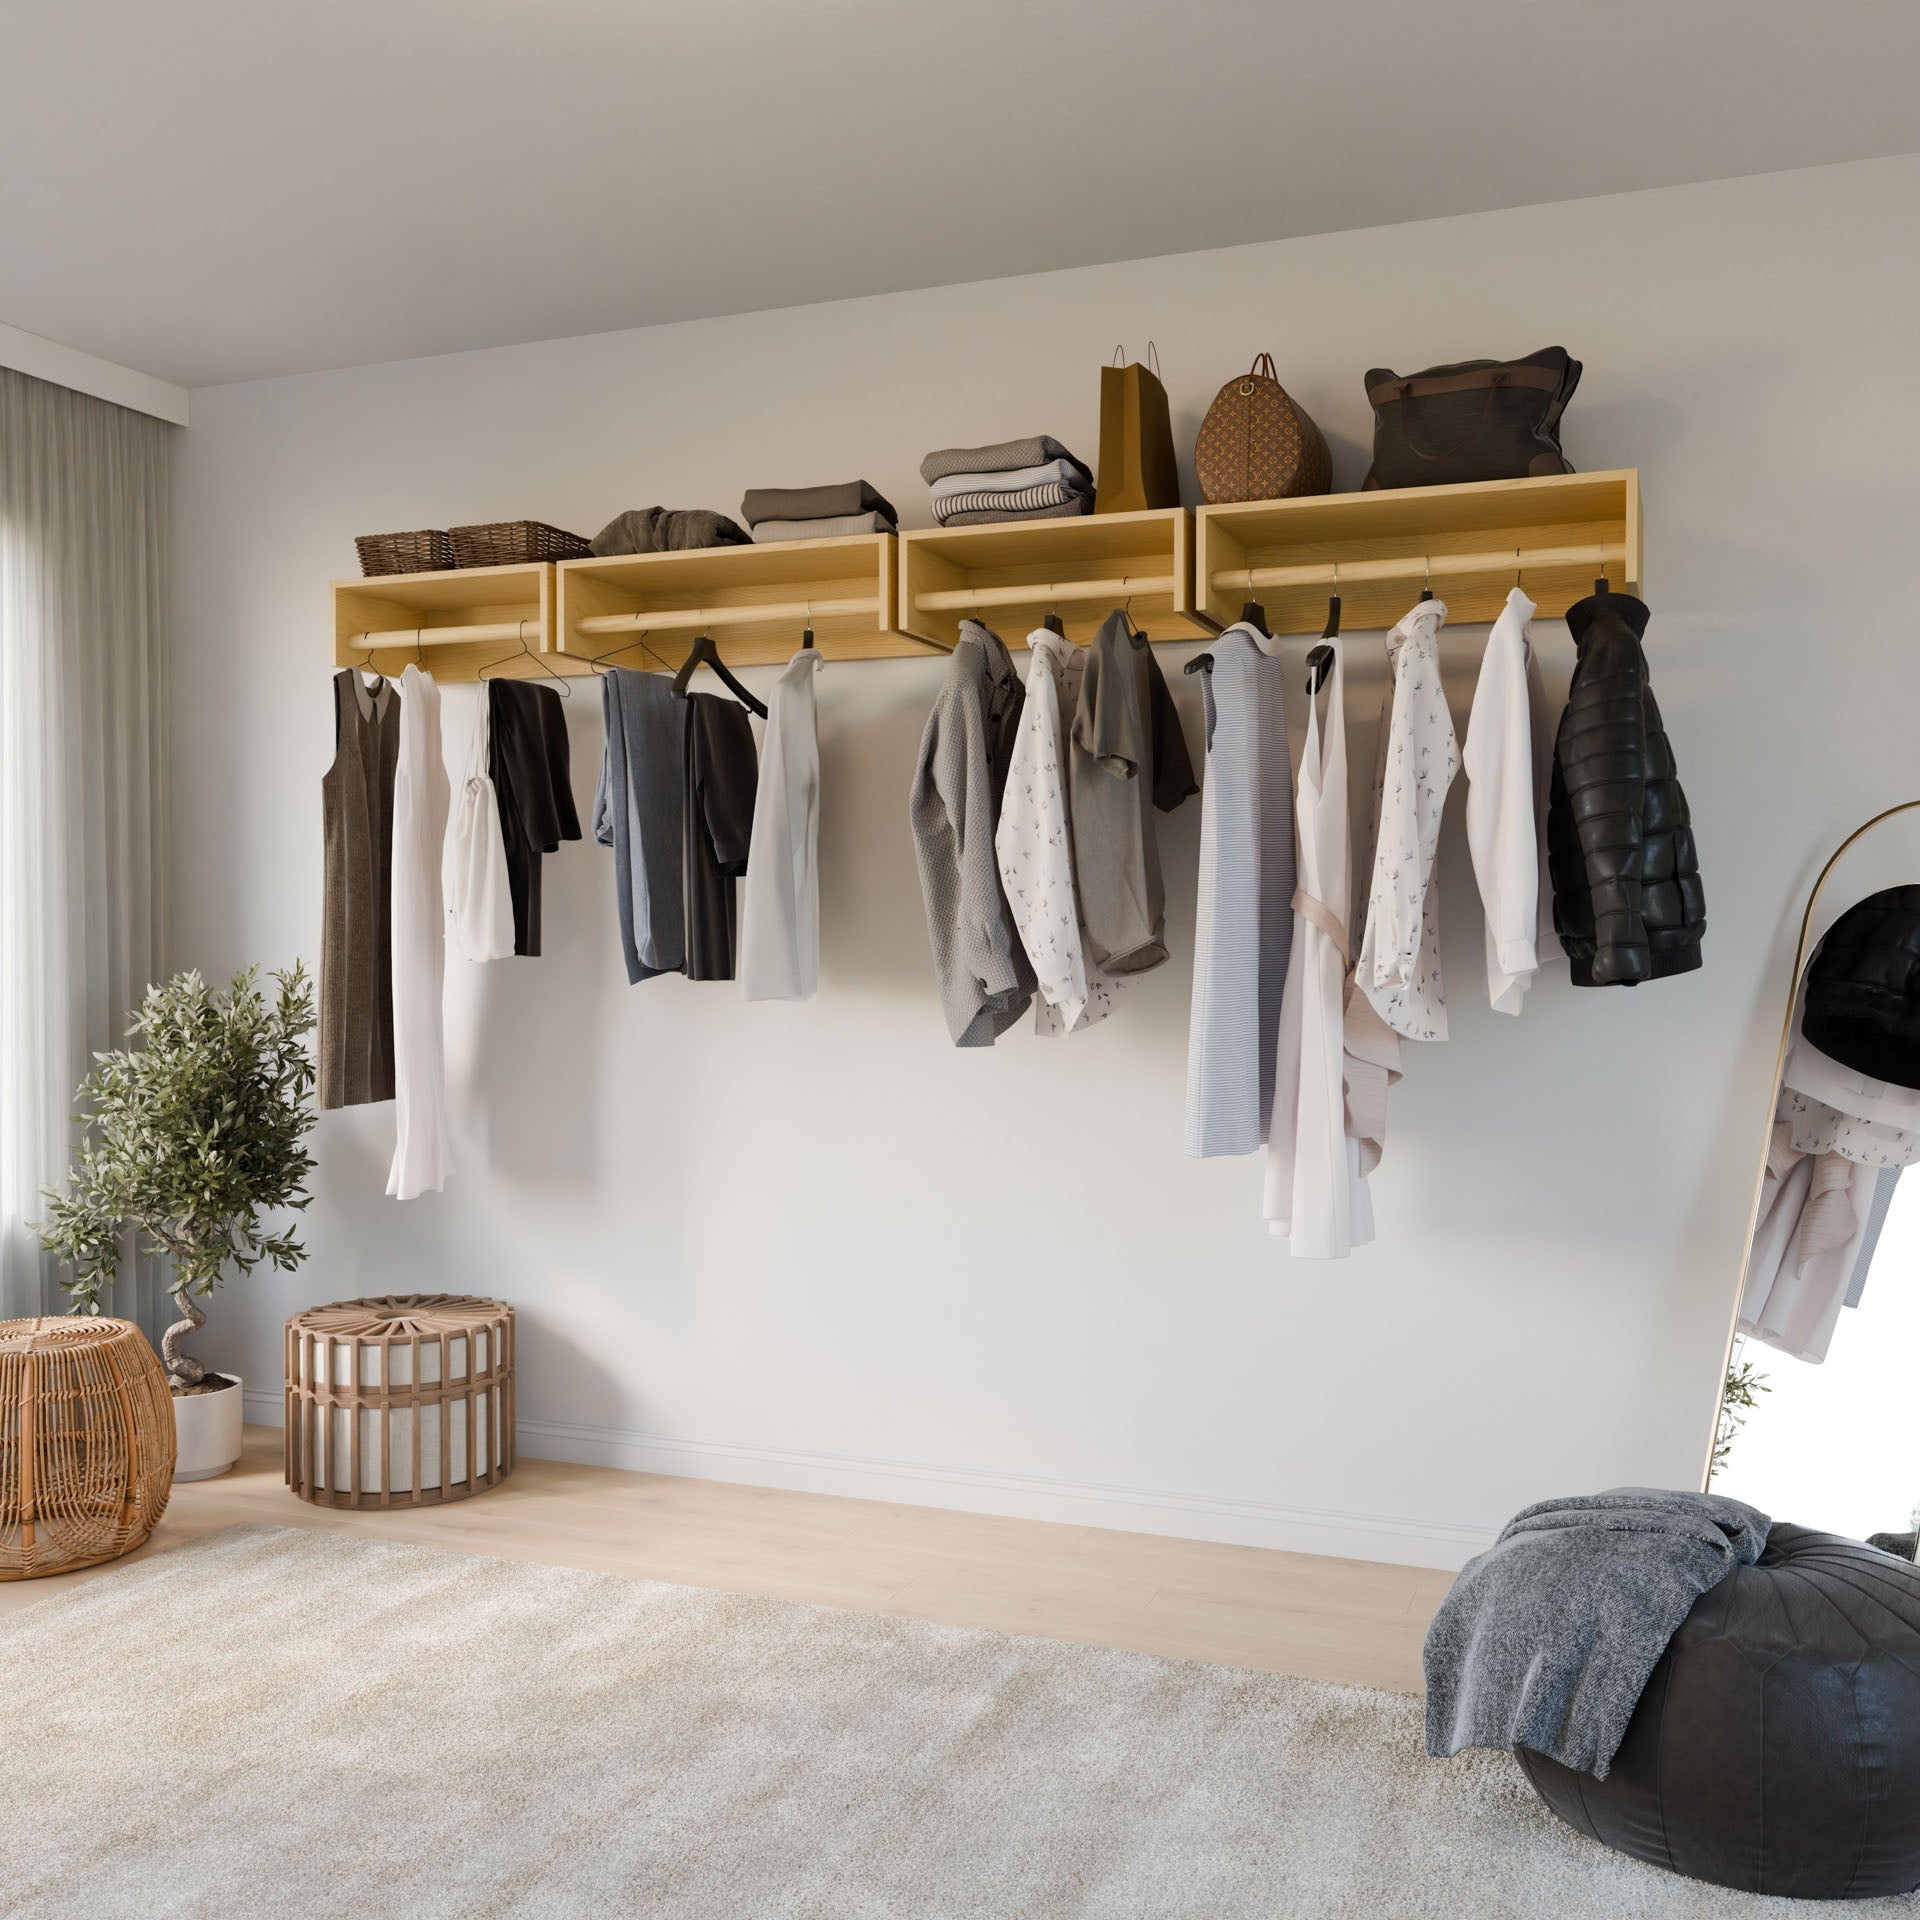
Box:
[587,628,672,674]
[801,602,815,651]
[1304,563,1339,695]
[672,634,769,719]
[1594,544,1610,598]
[1419,556,1434,603]
[1240,561,1269,635]
[477,621,573,697]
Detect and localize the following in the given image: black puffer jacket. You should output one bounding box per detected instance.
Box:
[1803,886,1920,1089]
[1547,592,1704,986]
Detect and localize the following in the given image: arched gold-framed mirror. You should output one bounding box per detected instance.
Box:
[1706,800,1920,1561]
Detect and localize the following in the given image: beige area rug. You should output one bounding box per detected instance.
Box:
[4,1526,1917,1920]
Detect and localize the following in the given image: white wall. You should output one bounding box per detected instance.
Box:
[170,155,1920,1567]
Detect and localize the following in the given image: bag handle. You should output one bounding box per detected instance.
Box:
[1396,369,1508,463]
[1112,342,1165,378]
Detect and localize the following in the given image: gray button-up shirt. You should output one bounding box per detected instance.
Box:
[909,621,1035,1046]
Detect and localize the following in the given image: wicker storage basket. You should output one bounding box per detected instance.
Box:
[285,1294,514,1509]
[355,529,454,576]
[447,520,591,568]
[1,1316,175,1580]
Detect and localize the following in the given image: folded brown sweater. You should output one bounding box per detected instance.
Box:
[591,508,752,556]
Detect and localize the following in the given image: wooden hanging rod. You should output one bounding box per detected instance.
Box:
[1211,542,1630,595]
[912,572,1177,614]
[572,595,878,637]
[347,618,540,650]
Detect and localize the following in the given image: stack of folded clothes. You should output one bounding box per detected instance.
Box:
[920,436,1094,527]
[741,481,898,543]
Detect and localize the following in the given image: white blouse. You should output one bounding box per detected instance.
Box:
[995,631,1129,1035]
[1355,599,1457,1042]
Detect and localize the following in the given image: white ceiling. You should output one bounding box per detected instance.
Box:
[4,0,1918,390]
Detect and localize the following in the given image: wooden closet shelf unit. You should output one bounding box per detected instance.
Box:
[898,507,1215,651]
[332,563,574,684]
[556,533,925,672]
[1196,470,1642,636]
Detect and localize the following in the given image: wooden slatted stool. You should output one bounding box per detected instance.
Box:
[285,1295,514,1509]
[1,1316,175,1580]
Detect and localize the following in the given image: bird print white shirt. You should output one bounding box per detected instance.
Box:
[1355,598,1457,1041]
[995,631,1130,1035]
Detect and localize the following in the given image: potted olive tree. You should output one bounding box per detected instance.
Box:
[40,964,317,1480]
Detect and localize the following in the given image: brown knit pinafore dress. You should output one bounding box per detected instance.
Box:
[319,669,401,1109]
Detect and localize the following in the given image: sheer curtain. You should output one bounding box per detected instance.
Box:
[0,367,171,1328]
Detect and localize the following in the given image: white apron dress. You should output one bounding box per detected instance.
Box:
[388,664,451,1199]
[1265,639,1374,1257]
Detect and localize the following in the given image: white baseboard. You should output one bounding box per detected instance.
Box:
[252,1389,1494,1570]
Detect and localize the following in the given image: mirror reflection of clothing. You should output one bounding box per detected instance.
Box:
[1741,975,1920,1361]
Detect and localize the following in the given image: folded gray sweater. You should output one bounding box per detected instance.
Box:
[740,480,896,526]
[1423,1488,1770,1779]
[920,435,1092,487]
[753,511,896,542]
[590,508,752,556]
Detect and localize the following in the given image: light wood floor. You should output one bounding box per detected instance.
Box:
[0,1428,1453,1693]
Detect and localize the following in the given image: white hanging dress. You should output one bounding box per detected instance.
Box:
[1265,639,1373,1257]
[388,663,451,1199]
[443,684,515,963]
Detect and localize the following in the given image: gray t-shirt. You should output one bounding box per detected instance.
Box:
[1070,610,1198,974]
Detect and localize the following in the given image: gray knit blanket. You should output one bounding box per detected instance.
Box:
[1423,1487,1770,1778]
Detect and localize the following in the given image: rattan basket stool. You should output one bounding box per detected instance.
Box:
[285,1294,514,1509]
[1,1316,176,1580]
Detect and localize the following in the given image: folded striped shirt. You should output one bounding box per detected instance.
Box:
[930,457,1088,505]
[934,480,1091,523]
[920,436,1092,487]
[936,498,1096,527]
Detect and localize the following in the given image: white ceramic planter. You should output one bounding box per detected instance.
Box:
[173,1373,244,1481]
